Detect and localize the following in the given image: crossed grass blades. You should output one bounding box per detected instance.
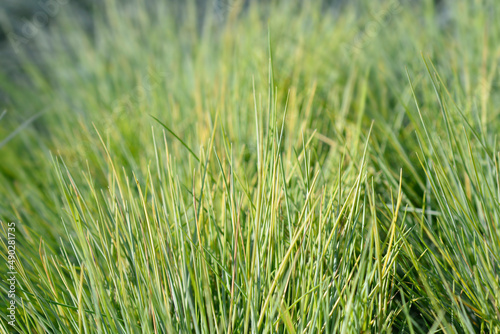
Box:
[1,0,499,332]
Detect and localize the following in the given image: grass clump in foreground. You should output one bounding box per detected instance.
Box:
[1,0,500,332]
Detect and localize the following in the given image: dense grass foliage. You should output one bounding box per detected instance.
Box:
[1,0,500,332]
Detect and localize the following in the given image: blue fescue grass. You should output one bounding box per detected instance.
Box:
[1,0,500,332]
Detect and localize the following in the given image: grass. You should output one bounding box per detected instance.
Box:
[0,0,499,332]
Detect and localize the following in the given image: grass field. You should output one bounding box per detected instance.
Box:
[1,0,500,332]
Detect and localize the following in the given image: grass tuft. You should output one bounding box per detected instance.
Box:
[1,0,500,332]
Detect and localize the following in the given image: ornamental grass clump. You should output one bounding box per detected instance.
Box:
[0,0,499,332]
